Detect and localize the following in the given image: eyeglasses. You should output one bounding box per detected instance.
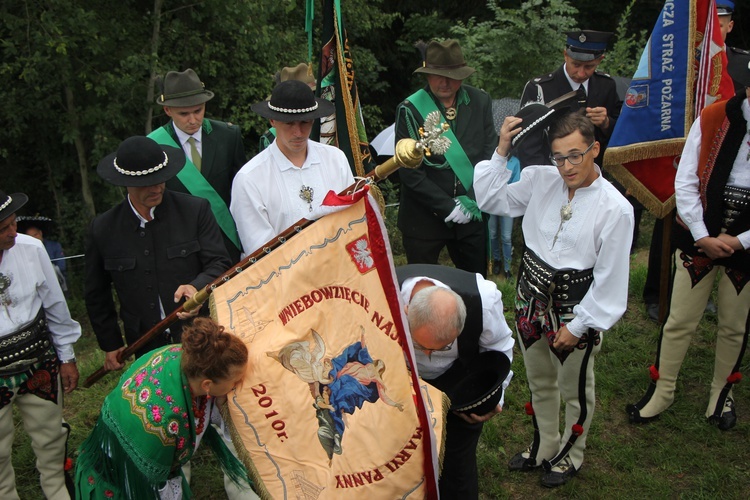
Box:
[550,141,595,167]
[411,338,454,353]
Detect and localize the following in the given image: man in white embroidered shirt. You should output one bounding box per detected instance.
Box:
[0,189,81,499]
[474,111,633,487]
[231,80,354,256]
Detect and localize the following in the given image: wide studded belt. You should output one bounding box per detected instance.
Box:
[0,309,53,377]
[723,185,750,229]
[519,248,593,316]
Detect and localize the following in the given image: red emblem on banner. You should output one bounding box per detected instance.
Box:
[346,235,374,273]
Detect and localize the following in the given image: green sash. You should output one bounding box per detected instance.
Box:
[407,89,474,192]
[407,89,481,222]
[149,125,242,251]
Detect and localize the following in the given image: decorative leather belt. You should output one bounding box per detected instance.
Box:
[519,248,594,316]
[723,185,750,229]
[0,309,52,377]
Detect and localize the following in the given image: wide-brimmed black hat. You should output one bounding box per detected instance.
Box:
[413,39,475,80]
[450,351,511,415]
[511,89,582,148]
[16,215,54,234]
[0,189,28,222]
[97,136,186,187]
[728,47,750,88]
[251,80,334,122]
[155,69,215,107]
[565,30,613,62]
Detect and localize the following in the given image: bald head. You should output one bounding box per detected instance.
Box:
[407,285,466,345]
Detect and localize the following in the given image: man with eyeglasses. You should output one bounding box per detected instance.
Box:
[396,263,514,499]
[474,111,633,487]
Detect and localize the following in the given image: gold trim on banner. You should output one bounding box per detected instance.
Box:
[603,139,685,166]
[606,163,676,219]
[221,402,272,500]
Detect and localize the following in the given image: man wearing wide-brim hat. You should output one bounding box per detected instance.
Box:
[396,264,514,499]
[85,136,231,370]
[150,68,247,263]
[0,188,81,499]
[627,50,750,437]
[395,39,497,278]
[517,30,620,169]
[259,63,318,152]
[230,80,354,256]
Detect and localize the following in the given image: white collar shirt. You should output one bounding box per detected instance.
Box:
[172,123,202,164]
[230,139,354,256]
[399,274,514,407]
[0,233,80,360]
[474,152,634,337]
[676,98,750,249]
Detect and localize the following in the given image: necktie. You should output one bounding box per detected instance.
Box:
[188,137,201,171]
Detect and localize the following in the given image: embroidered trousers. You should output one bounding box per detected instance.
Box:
[634,251,750,419]
[0,375,69,500]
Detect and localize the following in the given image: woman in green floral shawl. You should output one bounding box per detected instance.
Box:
[75,318,251,499]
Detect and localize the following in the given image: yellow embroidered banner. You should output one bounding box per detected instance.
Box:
[211,189,444,499]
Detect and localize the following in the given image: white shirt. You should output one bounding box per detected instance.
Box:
[172,123,202,165]
[399,274,515,407]
[0,233,80,361]
[474,152,634,337]
[675,98,750,249]
[562,64,589,95]
[231,140,354,256]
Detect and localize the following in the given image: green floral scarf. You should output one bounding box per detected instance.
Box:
[74,345,249,499]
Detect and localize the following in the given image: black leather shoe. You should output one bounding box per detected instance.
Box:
[708,397,736,431]
[541,457,577,488]
[626,404,660,424]
[492,260,501,276]
[646,303,660,322]
[508,450,539,472]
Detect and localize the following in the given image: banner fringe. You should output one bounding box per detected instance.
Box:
[604,139,685,166]
[220,402,271,500]
[606,163,676,218]
[439,392,450,477]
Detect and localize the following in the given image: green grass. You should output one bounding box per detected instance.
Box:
[11,214,750,499]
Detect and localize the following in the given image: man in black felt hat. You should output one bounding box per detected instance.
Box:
[395,39,497,278]
[230,80,354,256]
[258,63,318,152]
[150,68,247,263]
[627,50,750,432]
[475,111,633,487]
[517,30,620,169]
[396,264,514,499]
[85,136,231,370]
[0,189,80,499]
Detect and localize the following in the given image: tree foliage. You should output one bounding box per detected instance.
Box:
[452,0,579,100]
[1,0,668,258]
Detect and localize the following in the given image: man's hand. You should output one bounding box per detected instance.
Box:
[585,107,609,128]
[445,203,471,224]
[455,404,502,424]
[496,116,523,158]
[552,325,579,351]
[716,233,744,252]
[59,362,79,394]
[104,347,127,371]
[175,284,200,319]
[695,236,734,260]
